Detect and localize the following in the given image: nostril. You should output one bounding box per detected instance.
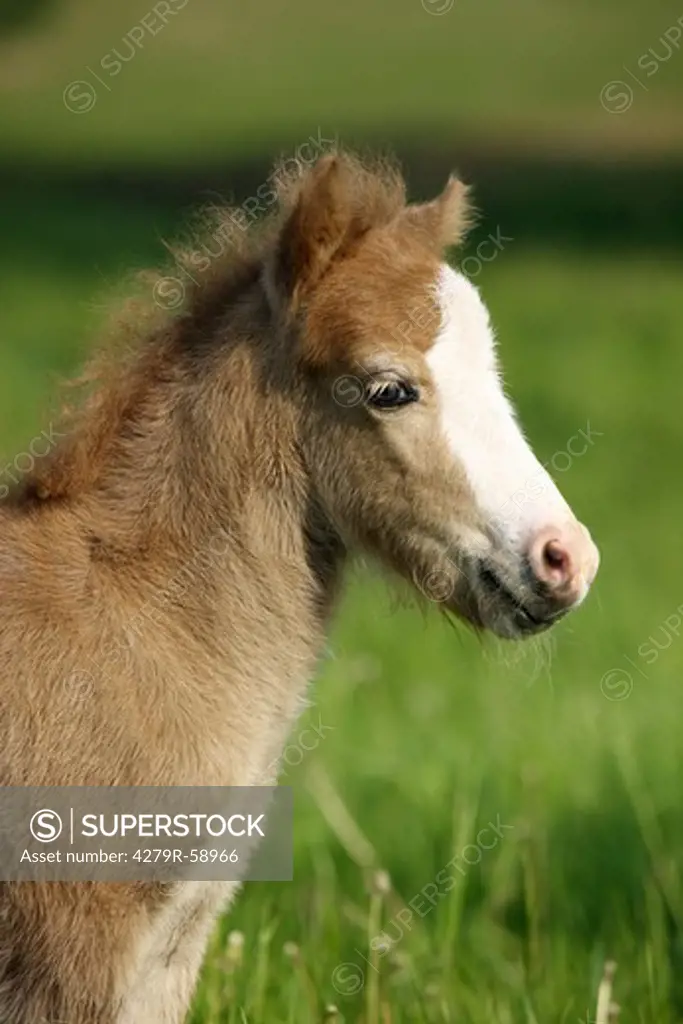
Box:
[528,521,598,607]
[542,539,570,578]
[529,528,576,592]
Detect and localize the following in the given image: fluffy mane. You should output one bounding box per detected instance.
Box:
[7,150,408,507]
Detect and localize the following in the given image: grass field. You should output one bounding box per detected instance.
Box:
[2,0,683,164]
[2,184,683,1022]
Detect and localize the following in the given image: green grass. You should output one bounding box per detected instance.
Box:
[2,190,683,1022]
[1,0,683,164]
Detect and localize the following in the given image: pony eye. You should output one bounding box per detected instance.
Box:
[366,380,419,410]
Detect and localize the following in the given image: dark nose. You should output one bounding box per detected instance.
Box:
[528,522,599,608]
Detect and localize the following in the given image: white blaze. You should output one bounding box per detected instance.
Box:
[426,263,573,551]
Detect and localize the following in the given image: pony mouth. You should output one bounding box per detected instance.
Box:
[474,565,558,638]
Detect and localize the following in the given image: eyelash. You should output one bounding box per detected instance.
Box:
[366,380,420,410]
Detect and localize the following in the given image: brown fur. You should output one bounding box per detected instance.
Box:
[0,151,474,1022]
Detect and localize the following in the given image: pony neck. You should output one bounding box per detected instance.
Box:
[68,333,347,622]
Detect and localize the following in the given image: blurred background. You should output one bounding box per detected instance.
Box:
[1,1,683,1021]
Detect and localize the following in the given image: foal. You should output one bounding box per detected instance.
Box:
[0,152,598,1022]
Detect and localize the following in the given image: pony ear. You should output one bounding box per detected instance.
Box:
[266,153,365,315]
[402,175,473,250]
